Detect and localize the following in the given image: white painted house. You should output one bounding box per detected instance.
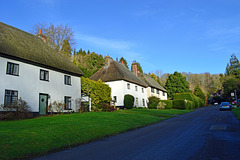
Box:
[0,22,84,115]
[90,56,148,108]
[131,62,168,100]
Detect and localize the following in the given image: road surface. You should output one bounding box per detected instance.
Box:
[35,106,240,160]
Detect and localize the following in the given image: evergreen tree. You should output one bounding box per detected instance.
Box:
[225,54,240,78]
[61,39,72,57]
[119,57,129,69]
[165,71,190,99]
[194,85,205,100]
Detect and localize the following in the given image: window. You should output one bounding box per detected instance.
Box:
[40,69,49,81]
[64,75,71,85]
[142,98,145,106]
[142,88,144,93]
[64,96,71,110]
[6,62,19,76]
[163,92,166,96]
[135,86,138,91]
[151,88,154,93]
[127,83,130,89]
[113,96,117,102]
[157,89,159,94]
[4,90,18,106]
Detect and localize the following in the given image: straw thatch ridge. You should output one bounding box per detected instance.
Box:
[0,22,83,77]
[90,60,148,87]
[138,73,167,92]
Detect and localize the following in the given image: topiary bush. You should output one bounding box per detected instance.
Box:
[186,100,195,110]
[160,100,173,109]
[124,94,135,109]
[148,96,160,109]
[174,92,207,108]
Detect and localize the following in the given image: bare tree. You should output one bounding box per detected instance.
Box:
[32,23,75,52]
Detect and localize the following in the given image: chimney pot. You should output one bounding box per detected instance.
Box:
[39,29,42,35]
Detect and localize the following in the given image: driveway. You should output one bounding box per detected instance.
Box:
[35,106,240,160]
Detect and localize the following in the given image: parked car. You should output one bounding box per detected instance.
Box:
[219,102,231,111]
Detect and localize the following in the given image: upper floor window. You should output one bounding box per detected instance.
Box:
[64,96,72,110]
[127,83,130,89]
[156,89,159,94]
[64,75,71,85]
[40,69,49,81]
[142,88,144,93]
[4,90,18,106]
[163,92,166,96]
[151,88,154,93]
[135,86,138,91]
[6,62,19,76]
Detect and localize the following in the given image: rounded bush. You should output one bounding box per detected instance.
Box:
[124,94,134,109]
[148,96,160,109]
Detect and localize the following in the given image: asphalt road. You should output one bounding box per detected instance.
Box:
[35,106,240,160]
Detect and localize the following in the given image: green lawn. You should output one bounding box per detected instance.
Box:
[233,107,240,119]
[0,109,193,160]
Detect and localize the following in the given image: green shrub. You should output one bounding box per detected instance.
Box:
[174,92,206,108]
[95,102,115,112]
[172,100,186,109]
[186,100,195,110]
[157,102,166,109]
[148,96,160,109]
[124,94,135,109]
[160,100,173,109]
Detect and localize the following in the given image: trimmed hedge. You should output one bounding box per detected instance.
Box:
[159,100,173,109]
[174,92,205,108]
[124,94,135,109]
[148,96,160,109]
[172,100,186,109]
[172,99,195,110]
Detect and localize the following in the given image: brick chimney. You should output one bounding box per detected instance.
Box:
[38,29,47,43]
[132,61,138,76]
[104,55,112,68]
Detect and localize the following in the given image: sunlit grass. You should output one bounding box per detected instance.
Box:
[0,109,193,160]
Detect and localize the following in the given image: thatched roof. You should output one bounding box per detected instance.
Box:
[0,22,83,77]
[90,60,148,87]
[138,73,167,92]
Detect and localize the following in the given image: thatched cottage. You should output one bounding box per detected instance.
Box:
[0,22,83,115]
[90,56,148,108]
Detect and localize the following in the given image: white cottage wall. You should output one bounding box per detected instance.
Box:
[0,57,81,113]
[106,80,148,108]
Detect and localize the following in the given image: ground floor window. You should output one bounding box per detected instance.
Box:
[4,90,18,106]
[64,96,72,110]
[142,98,145,106]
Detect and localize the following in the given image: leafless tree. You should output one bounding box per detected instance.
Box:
[32,23,75,52]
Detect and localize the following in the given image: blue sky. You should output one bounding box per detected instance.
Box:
[1,0,240,75]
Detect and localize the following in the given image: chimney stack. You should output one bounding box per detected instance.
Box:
[39,29,42,35]
[104,55,111,68]
[132,61,138,76]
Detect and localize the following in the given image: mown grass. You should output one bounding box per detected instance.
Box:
[232,107,240,119]
[0,109,193,160]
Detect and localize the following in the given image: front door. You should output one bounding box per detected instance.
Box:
[136,98,138,108]
[39,94,48,115]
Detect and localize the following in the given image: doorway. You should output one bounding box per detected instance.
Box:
[39,93,48,115]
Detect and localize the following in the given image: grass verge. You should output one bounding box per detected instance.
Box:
[232,107,240,120]
[0,109,193,159]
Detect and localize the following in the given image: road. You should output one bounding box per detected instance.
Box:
[35,106,240,160]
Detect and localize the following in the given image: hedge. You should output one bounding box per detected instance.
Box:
[124,94,135,109]
[159,100,173,109]
[172,99,194,110]
[148,96,160,109]
[174,92,205,108]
